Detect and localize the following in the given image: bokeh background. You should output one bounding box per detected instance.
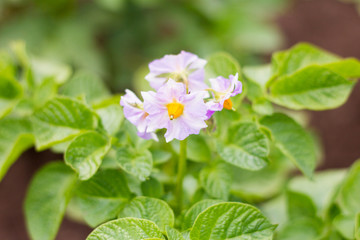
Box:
[0,0,359,239]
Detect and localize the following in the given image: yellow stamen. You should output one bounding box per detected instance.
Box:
[223,99,233,110]
[166,102,184,120]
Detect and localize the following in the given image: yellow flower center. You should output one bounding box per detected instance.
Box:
[223,99,233,110]
[166,102,184,120]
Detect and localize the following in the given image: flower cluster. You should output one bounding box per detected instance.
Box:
[120,51,242,142]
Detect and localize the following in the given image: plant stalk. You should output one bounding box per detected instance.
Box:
[175,139,187,212]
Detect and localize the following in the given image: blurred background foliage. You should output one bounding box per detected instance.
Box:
[0,0,287,91]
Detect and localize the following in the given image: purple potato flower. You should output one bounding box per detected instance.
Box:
[120,89,158,141]
[145,51,207,92]
[206,73,242,118]
[142,79,208,142]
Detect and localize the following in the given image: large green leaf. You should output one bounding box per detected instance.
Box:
[74,169,132,227]
[272,43,339,76]
[0,75,23,118]
[205,52,240,79]
[277,218,323,240]
[269,65,356,110]
[61,70,110,104]
[25,162,77,240]
[87,217,166,240]
[114,146,153,181]
[65,131,111,180]
[199,162,232,200]
[118,196,174,231]
[231,146,290,203]
[0,117,33,181]
[32,97,98,150]
[260,113,317,178]
[288,169,346,215]
[286,191,317,220]
[217,122,269,171]
[333,214,355,239]
[166,226,185,240]
[189,202,276,240]
[338,160,360,215]
[182,199,223,231]
[95,101,123,136]
[141,176,164,198]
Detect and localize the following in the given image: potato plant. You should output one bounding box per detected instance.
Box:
[0,42,360,239]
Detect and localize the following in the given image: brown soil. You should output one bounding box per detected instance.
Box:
[1,0,360,239]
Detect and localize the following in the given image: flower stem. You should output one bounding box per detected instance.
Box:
[175,139,187,212]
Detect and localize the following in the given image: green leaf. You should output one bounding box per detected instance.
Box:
[74,169,132,227]
[31,58,72,85]
[118,196,174,231]
[151,149,172,165]
[338,160,360,215]
[114,146,153,181]
[0,75,23,118]
[171,135,211,162]
[288,169,347,215]
[269,65,356,110]
[277,218,323,240]
[286,191,317,220]
[166,226,184,240]
[272,43,339,76]
[199,162,232,200]
[217,122,269,171]
[61,71,110,104]
[32,97,98,150]
[182,199,223,231]
[87,217,166,240]
[231,146,291,203]
[141,176,164,198]
[324,58,360,79]
[25,162,76,240]
[260,113,317,178]
[0,117,33,181]
[205,52,240,79]
[189,202,276,240]
[32,77,58,108]
[95,103,123,136]
[333,214,355,239]
[65,131,111,180]
[243,64,272,101]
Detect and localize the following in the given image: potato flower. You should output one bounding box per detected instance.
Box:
[145,51,207,92]
[142,80,208,142]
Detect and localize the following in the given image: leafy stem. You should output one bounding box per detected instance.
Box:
[175,139,187,213]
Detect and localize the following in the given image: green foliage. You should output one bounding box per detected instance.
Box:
[0,117,33,181]
[32,97,98,150]
[190,202,276,240]
[181,199,223,231]
[338,160,360,215]
[199,161,232,200]
[118,196,174,231]
[25,162,77,240]
[113,146,153,181]
[268,43,360,110]
[205,52,241,79]
[217,122,269,171]
[0,41,359,239]
[86,218,165,240]
[166,226,185,240]
[65,131,111,180]
[260,113,317,178]
[74,169,132,227]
